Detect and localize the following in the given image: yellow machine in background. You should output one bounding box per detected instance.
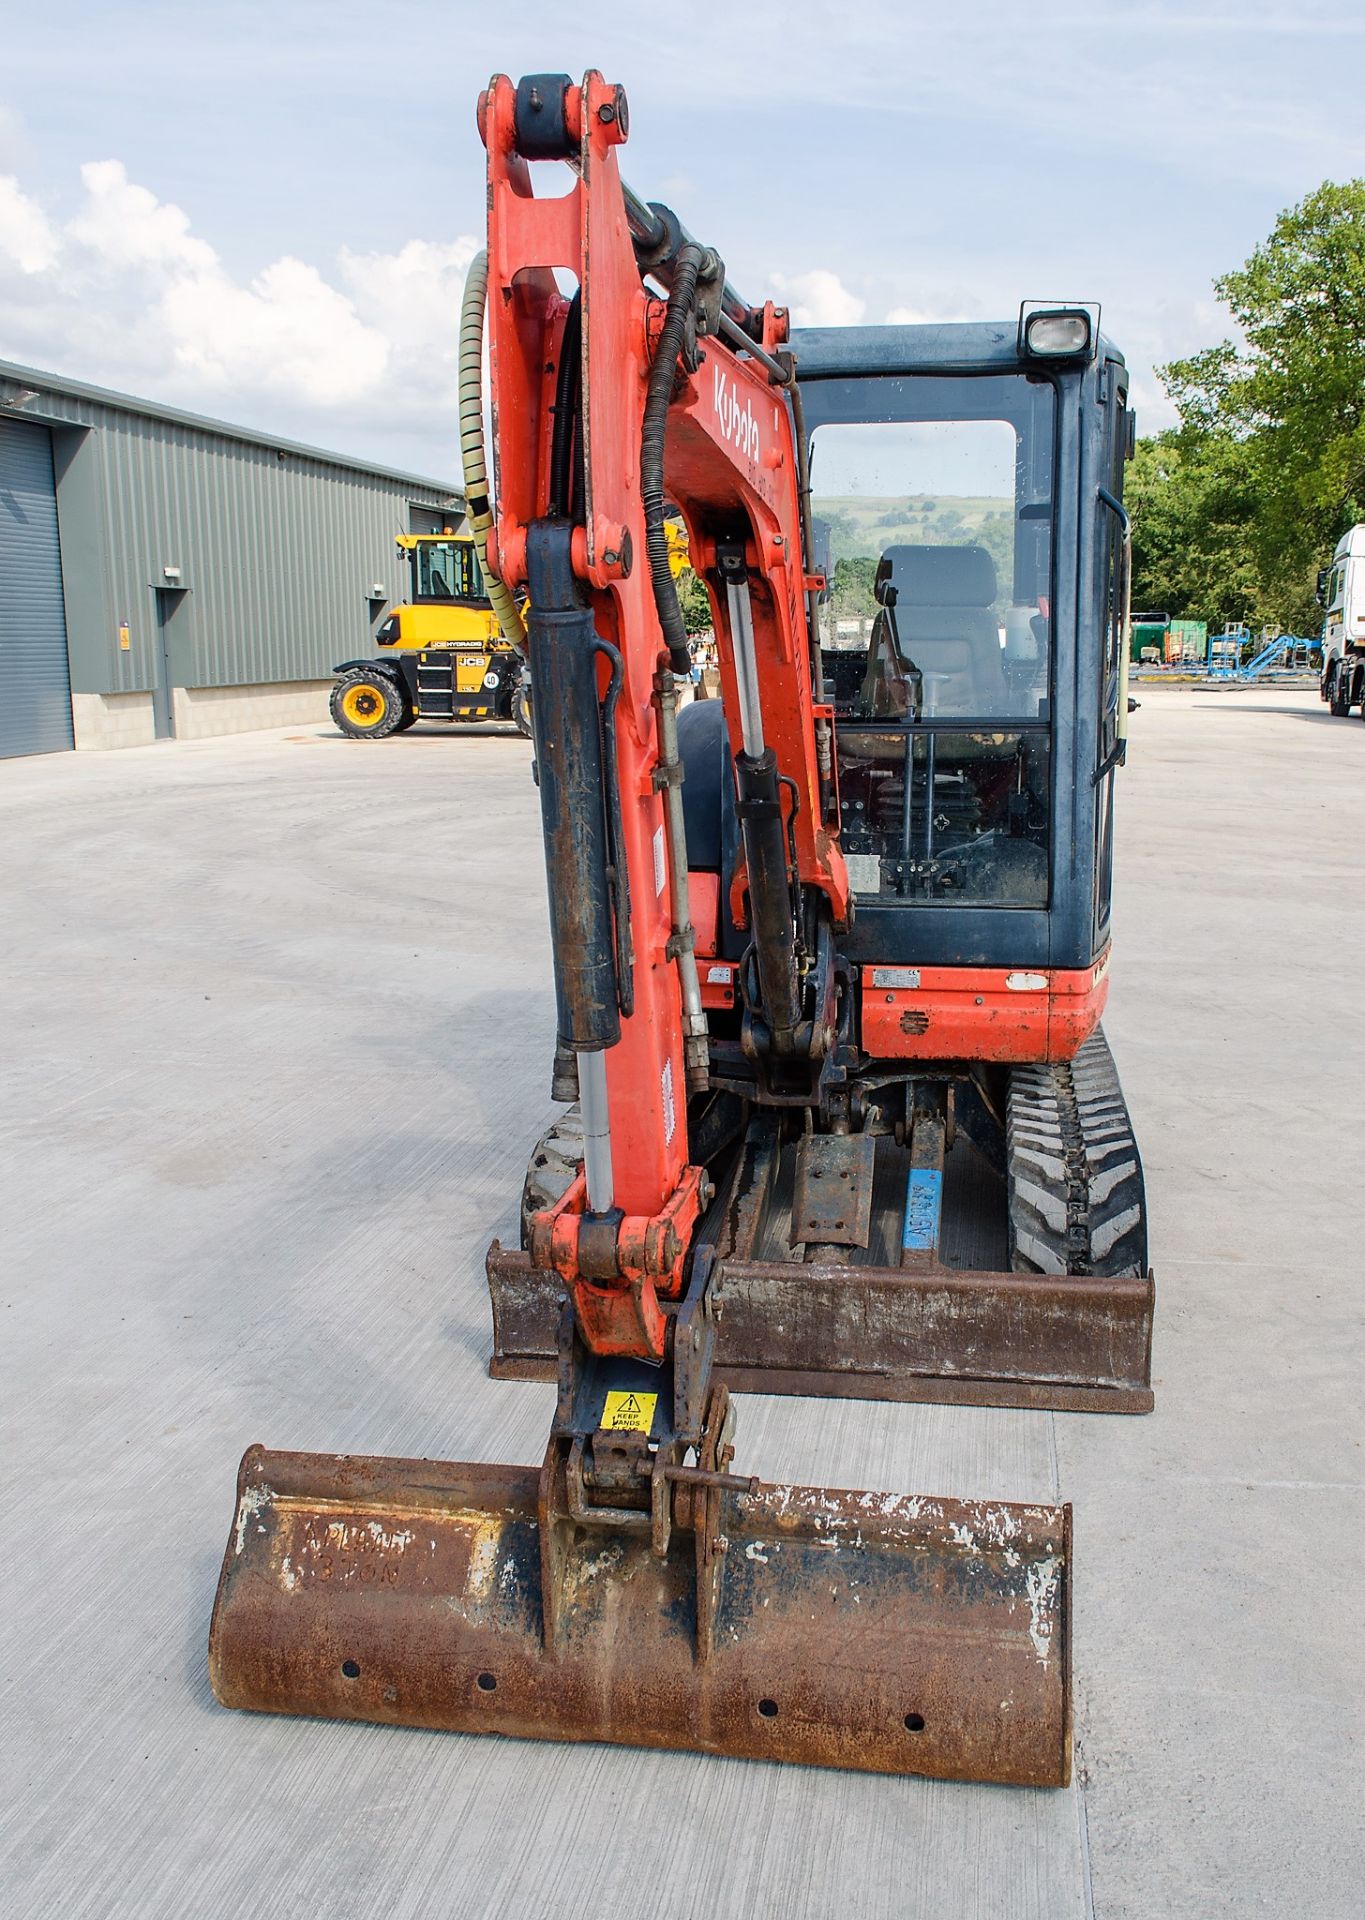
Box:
[330,531,531,738]
[663,516,689,578]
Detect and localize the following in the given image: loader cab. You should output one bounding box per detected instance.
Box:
[792,312,1130,975]
[379,534,503,652]
[404,534,490,605]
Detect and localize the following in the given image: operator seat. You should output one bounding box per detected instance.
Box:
[860,544,1004,715]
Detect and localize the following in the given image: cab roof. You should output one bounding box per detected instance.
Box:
[790,319,1124,380]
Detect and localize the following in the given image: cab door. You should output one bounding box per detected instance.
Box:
[1092,363,1130,951]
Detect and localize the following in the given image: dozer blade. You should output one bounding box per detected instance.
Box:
[210,1444,1072,1786]
[488,1244,1154,1413]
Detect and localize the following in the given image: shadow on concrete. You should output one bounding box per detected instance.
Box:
[1193,702,1354,725]
[184,1551,221,1715]
[291,726,530,746]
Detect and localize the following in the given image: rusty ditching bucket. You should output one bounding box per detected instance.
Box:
[209,1442,1071,1786]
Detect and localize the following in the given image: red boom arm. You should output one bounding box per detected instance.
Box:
[479,70,848,1359]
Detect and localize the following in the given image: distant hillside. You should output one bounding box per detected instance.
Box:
[812,494,1015,618]
[813,494,1012,563]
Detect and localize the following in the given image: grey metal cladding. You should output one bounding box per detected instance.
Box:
[0,360,460,696]
[0,417,76,755]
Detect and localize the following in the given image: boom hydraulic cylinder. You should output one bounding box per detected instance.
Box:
[523,520,621,1053]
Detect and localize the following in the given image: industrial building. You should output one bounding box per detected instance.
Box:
[0,359,462,758]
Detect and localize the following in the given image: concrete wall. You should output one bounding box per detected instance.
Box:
[70,692,157,750]
[171,680,332,739]
[71,681,334,748]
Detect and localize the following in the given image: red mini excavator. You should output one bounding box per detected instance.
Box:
[209,71,1153,1789]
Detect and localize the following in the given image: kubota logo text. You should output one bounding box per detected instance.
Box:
[713,366,761,463]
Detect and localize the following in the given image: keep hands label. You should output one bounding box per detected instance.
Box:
[601,1391,658,1433]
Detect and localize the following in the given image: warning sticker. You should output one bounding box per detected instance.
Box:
[661,1057,676,1145]
[601,1391,658,1433]
[653,824,667,895]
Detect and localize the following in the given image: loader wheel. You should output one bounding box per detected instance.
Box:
[1006,1027,1148,1279]
[512,682,533,739]
[331,672,407,739]
[520,1106,583,1250]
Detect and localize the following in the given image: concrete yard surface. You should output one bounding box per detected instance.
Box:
[2,688,1361,1918]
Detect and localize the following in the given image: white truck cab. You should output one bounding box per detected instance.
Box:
[1321,523,1365,714]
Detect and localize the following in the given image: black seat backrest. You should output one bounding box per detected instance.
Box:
[879,544,1004,714]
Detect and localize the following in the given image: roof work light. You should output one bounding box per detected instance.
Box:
[1018,305,1097,360]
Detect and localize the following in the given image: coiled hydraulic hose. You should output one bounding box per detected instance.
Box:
[641,243,707,675]
[458,252,526,647]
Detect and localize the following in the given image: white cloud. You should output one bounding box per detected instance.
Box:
[0,175,59,273]
[161,255,389,407]
[338,236,477,379]
[68,159,215,274]
[0,153,480,446]
[883,304,935,326]
[768,268,866,328]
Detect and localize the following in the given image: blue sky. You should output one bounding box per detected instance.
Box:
[2,0,1362,479]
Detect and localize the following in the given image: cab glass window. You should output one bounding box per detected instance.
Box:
[804,372,1055,906]
[414,540,487,602]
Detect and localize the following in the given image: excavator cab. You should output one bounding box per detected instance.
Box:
[799,326,1127,948]
[210,74,1147,1793]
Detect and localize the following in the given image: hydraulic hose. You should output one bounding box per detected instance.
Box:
[458,252,526,647]
[641,243,706,676]
[548,294,583,522]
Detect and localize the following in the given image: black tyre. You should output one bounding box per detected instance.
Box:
[1328,668,1350,716]
[512,680,533,739]
[330,671,408,739]
[1007,1026,1148,1279]
[520,1106,582,1249]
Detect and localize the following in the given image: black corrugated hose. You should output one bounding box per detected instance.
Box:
[641,243,705,675]
[548,294,582,522]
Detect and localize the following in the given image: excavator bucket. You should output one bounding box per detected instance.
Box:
[210,1444,1072,1787]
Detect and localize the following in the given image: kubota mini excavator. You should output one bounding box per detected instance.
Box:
[209,71,1152,1790]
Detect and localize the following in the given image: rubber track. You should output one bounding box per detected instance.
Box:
[1006,1027,1148,1278]
[520,1105,583,1250]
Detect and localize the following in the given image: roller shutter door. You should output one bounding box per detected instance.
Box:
[0,417,74,757]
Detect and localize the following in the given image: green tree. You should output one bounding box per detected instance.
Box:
[1128,433,1263,627]
[675,565,714,637]
[1148,179,1365,631]
[829,554,879,620]
[974,511,1015,600]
